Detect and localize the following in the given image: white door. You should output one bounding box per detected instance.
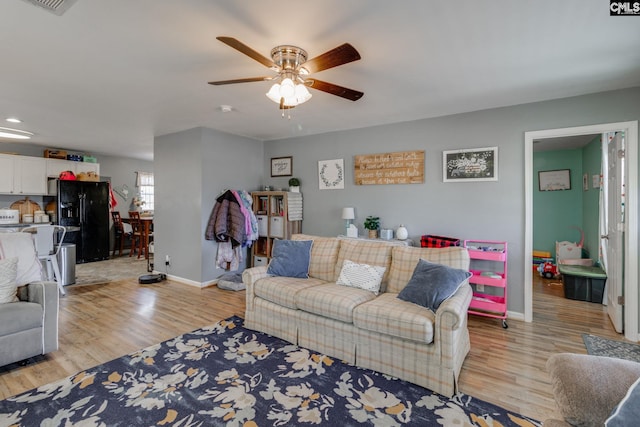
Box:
[605,132,624,332]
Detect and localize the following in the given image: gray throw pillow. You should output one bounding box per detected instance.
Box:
[267,239,313,279]
[606,376,640,426]
[397,259,471,311]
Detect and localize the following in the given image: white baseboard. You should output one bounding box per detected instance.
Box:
[151,271,218,288]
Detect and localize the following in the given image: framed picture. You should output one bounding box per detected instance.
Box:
[270,156,292,177]
[318,159,345,190]
[539,169,571,191]
[443,147,498,182]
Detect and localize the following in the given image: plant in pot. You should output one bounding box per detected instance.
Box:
[364,216,380,239]
[288,177,300,193]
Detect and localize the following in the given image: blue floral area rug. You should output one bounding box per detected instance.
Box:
[583,334,640,363]
[0,316,540,426]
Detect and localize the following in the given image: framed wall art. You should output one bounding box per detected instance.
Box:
[318,159,344,190]
[271,156,292,177]
[443,146,498,182]
[539,169,571,191]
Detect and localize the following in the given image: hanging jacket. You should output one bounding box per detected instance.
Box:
[205,190,246,247]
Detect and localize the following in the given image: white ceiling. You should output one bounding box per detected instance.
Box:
[0,0,638,161]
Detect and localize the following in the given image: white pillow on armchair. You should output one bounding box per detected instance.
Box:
[0,232,44,286]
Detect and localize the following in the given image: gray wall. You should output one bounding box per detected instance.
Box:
[261,87,640,316]
[154,127,263,284]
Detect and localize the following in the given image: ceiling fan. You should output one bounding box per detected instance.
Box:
[209,37,363,110]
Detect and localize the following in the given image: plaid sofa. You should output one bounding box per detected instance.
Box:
[242,234,472,397]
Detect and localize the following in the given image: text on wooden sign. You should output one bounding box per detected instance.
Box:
[354,150,424,185]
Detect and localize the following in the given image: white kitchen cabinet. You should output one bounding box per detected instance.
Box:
[75,162,99,175]
[46,158,72,177]
[46,158,100,177]
[0,154,47,195]
[0,156,15,193]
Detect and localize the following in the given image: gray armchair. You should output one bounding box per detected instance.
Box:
[545,353,640,426]
[0,232,59,367]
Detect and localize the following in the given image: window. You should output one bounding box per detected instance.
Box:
[136,171,154,211]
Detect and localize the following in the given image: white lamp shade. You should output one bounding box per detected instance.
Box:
[280,78,295,98]
[266,83,282,103]
[266,80,313,107]
[341,207,355,220]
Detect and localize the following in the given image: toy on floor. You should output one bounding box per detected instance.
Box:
[538,260,559,279]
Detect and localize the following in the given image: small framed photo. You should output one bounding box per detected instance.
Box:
[443,147,498,182]
[271,156,292,177]
[539,169,571,191]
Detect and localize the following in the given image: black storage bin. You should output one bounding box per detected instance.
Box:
[559,265,607,303]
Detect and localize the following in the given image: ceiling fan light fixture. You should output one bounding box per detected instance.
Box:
[280,78,295,98]
[295,84,312,103]
[266,80,312,107]
[266,83,282,103]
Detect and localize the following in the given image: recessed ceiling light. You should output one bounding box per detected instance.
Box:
[6,117,22,123]
[220,105,233,113]
[0,127,34,140]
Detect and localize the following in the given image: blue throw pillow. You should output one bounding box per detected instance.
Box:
[266,239,313,279]
[606,376,640,426]
[397,259,471,311]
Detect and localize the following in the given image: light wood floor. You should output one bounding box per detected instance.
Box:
[0,271,623,422]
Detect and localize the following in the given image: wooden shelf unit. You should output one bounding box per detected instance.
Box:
[251,191,302,266]
[464,240,508,328]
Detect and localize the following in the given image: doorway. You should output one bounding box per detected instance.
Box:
[524,121,638,342]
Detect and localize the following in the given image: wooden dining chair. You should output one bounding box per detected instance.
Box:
[128,211,144,258]
[111,211,131,257]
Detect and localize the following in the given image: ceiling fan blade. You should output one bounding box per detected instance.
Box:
[216,36,276,69]
[208,77,271,85]
[306,78,364,101]
[300,43,361,74]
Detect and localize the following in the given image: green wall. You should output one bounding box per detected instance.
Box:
[533,139,602,261]
[533,149,584,259]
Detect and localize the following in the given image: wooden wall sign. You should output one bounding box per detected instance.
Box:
[354,150,424,185]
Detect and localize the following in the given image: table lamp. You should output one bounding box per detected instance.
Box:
[342,207,355,236]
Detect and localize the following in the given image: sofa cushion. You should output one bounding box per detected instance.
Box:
[0,232,43,287]
[336,260,386,295]
[267,239,313,278]
[353,293,435,344]
[334,239,395,291]
[397,259,471,312]
[387,246,470,294]
[295,283,377,324]
[0,257,19,304]
[0,301,43,336]
[606,376,640,426]
[291,234,340,282]
[254,276,327,310]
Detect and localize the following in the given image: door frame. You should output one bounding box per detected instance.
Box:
[524,121,638,342]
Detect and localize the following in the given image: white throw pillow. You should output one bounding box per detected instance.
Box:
[0,232,43,286]
[0,257,19,304]
[336,259,386,295]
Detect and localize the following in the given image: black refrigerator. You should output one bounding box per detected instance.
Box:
[51,180,110,263]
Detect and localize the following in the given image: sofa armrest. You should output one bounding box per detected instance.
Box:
[546,353,640,426]
[242,266,269,311]
[435,282,472,330]
[22,281,60,353]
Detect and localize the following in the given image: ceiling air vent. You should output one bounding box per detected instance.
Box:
[21,0,79,16]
